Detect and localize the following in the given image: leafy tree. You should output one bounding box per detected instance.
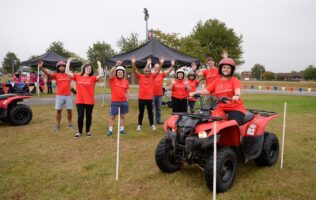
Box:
[191,19,244,65]
[179,36,207,62]
[116,33,143,53]
[47,41,84,62]
[1,52,21,74]
[251,64,266,80]
[303,65,316,80]
[87,41,116,68]
[153,29,181,50]
[153,29,206,62]
[263,71,275,80]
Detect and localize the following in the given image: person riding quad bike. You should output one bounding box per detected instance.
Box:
[155,57,280,193]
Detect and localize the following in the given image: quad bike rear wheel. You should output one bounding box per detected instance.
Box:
[8,104,33,125]
[255,132,279,166]
[155,136,182,173]
[205,146,237,193]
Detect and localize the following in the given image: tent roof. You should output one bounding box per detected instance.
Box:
[21,50,82,68]
[107,38,199,67]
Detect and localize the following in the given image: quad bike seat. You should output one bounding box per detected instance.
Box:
[241,110,255,125]
[0,94,16,100]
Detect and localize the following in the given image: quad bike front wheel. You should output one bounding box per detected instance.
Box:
[8,104,33,125]
[205,146,237,193]
[255,132,279,166]
[155,136,182,173]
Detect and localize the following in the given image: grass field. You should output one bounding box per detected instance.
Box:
[241,81,316,91]
[0,94,315,199]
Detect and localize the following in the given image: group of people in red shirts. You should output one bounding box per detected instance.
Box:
[38,52,245,138]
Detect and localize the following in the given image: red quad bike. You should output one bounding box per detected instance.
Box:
[0,93,33,125]
[155,94,279,193]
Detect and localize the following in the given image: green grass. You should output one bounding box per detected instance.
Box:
[0,94,315,199]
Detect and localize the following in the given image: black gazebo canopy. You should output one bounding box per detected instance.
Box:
[21,50,82,68]
[107,38,199,67]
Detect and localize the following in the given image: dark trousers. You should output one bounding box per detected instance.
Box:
[76,104,94,134]
[227,110,245,125]
[138,99,153,126]
[171,96,188,113]
[47,82,52,94]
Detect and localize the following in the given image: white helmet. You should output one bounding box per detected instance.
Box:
[176,68,185,79]
[115,66,125,78]
[116,66,125,73]
[176,68,185,74]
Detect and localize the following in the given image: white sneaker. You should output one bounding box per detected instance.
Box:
[136,125,142,131]
[151,125,156,130]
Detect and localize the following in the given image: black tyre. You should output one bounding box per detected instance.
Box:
[255,132,279,166]
[8,104,33,125]
[155,136,182,173]
[205,147,237,193]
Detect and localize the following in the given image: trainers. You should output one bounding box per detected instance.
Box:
[54,125,60,132]
[156,121,164,125]
[151,125,156,130]
[86,132,91,137]
[74,133,82,138]
[107,130,113,136]
[67,123,74,129]
[120,129,127,134]
[136,125,142,131]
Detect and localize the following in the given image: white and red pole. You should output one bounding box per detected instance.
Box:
[213,121,217,199]
[116,107,121,180]
[281,102,287,169]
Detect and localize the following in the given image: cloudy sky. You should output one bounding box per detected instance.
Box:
[1,0,315,72]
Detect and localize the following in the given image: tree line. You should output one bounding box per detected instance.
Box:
[1,18,315,80]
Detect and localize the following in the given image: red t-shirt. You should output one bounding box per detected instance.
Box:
[52,73,72,96]
[202,68,220,86]
[30,73,37,83]
[153,73,166,96]
[137,73,155,100]
[206,77,246,114]
[172,80,189,99]
[188,79,200,101]
[110,77,130,102]
[73,73,97,104]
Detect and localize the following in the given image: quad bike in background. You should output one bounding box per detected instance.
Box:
[155,94,279,192]
[0,93,33,126]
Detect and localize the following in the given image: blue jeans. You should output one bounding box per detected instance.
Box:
[153,96,162,123]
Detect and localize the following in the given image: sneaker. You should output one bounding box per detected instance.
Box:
[107,130,113,136]
[74,133,82,138]
[86,132,91,137]
[136,125,142,131]
[151,125,156,130]
[120,129,126,134]
[54,125,60,132]
[67,123,74,129]
[156,121,164,125]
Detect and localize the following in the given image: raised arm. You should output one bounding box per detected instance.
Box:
[65,58,74,78]
[109,61,123,79]
[153,57,164,76]
[38,60,53,78]
[131,57,140,76]
[164,59,175,76]
[166,79,175,91]
[96,61,104,81]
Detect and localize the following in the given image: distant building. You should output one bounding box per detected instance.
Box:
[275,72,303,81]
[241,71,252,80]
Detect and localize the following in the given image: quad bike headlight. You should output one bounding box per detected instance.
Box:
[198,131,208,138]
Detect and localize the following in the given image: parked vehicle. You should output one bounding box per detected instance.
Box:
[0,93,33,125]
